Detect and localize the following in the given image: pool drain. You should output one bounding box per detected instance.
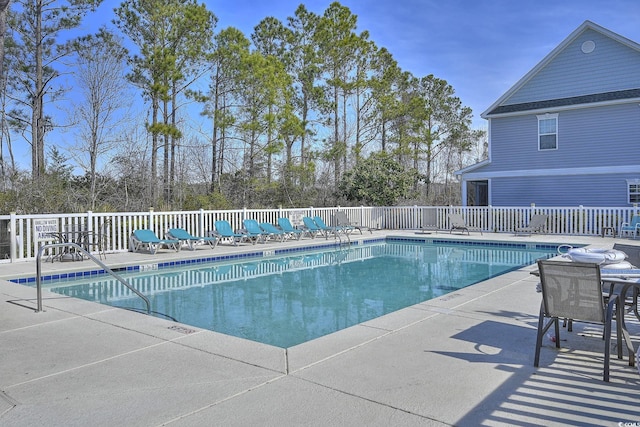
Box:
[168,325,197,334]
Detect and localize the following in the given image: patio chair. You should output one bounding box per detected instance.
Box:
[130,229,180,254]
[619,216,640,239]
[259,222,287,242]
[242,219,269,243]
[277,217,306,240]
[534,260,623,381]
[612,243,640,268]
[167,228,218,251]
[448,213,483,235]
[334,211,371,234]
[313,216,347,238]
[514,214,548,236]
[212,220,251,246]
[77,220,110,261]
[302,216,328,239]
[417,208,439,234]
[609,243,640,320]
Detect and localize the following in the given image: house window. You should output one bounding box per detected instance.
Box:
[627,180,640,204]
[537,113,558,150]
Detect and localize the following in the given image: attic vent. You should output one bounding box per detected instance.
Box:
[581,40,595,54]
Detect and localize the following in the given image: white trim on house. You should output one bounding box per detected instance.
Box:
[454,159,491,176]
[626,178,640,204]
[460,165,640,181]
[483,96,640,120]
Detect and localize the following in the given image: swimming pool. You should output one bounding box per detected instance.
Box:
[31,239,558,348]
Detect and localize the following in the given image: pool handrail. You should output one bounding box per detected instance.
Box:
[35,242,151,314]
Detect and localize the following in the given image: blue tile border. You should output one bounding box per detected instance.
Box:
[11,237,570,285]
[385,235,570,251]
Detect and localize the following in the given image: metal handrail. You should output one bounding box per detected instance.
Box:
[36,242,151,314]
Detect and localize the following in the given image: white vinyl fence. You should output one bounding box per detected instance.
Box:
[0,205,636,263]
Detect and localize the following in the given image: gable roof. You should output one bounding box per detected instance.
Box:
[488,88,640,115]
[482,20,640,118]
[453,159,490,176]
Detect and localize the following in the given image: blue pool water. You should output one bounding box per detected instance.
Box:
[36,240,557,348]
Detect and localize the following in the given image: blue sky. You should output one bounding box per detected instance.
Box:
[19,0,640,170]
[204,0,640,129]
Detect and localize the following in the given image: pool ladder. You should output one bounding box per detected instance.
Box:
[332,228,351,246]
[35,242,151,314]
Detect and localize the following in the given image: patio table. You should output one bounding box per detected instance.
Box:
[44,232,67,262]
[601,226,616,238]
[600,272,640,368]
[46,230,95,261]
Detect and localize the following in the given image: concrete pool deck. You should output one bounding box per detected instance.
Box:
[1,231,639,426]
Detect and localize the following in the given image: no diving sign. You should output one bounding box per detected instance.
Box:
[33,219,59,243]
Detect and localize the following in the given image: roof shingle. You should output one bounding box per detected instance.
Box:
[487,88,640,115]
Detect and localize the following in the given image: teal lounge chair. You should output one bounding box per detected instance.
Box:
[243,219,268,243]
[277,217,305,240]
[313,215,346,237]
[167,228,218,250]
[302,216,326,239]
[620,216,640,239]
[130,229,180,254]
[259,222,287,242]
[213,220,250,246]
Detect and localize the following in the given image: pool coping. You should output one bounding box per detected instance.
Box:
[19,236,564,350]
[9,234,570,284]
[4,234,564,374]
[2,232,588,370]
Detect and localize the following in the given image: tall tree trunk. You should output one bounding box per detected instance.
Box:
[150,97,159,203]
[33,0,45,179]
[301,91,308,167]
[163,98,170,204]
[0,0,9,188]
[266,104,273,184]
[333,85,339,186]
[341,90,347,174]
[90,106,98,209]
[0,0,10,80]
[210,69,220,192]
[285,136,292,189]
[170,83,177,203]
[218,97,227,190]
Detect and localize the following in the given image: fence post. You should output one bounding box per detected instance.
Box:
[86,210,93,232]
[488,205,493,233]
[148,207,155,231]
[240,207,247,228]
[9,211,16,263]
[199,209,205,236]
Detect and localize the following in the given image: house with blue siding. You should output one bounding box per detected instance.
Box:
[456,21,640,207]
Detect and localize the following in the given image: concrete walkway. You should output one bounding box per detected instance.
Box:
[1,232,639,426]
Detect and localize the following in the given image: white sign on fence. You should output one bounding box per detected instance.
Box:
[290,210,305,227]
[33,219,59,243]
